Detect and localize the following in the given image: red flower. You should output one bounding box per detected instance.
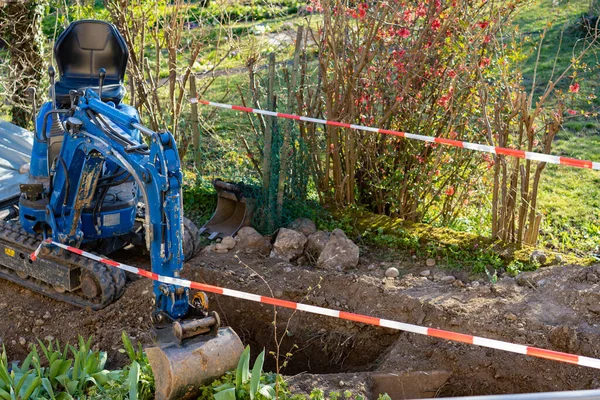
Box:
[479,57,491,68]
[397,28,410,38]
[569,83,580,93]
[445,186,455,196]
[448,69,456,78]
[567,109,577,115]
[437,87,454,108]
[306,5,313,12]
[483,35,491,44]
[357,3,368,18]
[477,21,490,29]
[431,19,441,31]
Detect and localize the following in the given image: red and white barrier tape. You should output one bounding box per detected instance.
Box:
[191,98,600,171]
[32,240,600,370]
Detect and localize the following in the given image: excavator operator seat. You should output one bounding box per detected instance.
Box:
[53,20,128,106]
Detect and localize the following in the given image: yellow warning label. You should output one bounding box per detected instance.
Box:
[4,247,15,257]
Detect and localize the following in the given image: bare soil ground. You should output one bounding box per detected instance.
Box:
[2,244,600,398]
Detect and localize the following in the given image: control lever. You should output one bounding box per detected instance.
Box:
[69,89,84,112]
[48,66,56,109]
[98,68,106,101]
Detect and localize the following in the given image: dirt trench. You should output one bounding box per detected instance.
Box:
[2,246,600,398]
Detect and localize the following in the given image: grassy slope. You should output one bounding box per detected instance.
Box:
[513,0,600,254]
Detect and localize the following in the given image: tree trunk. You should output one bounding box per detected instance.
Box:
[1,1,46,128]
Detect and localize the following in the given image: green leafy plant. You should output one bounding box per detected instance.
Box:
[0,347,42,400]
[0,333,152,400]
[87,332,154,400]
[211,346,275,400]
[0,336,120,400]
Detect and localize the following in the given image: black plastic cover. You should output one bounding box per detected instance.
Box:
[53,20,128,104]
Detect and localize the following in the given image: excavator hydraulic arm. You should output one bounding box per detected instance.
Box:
[33,89,243,399]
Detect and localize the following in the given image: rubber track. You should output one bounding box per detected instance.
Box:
[0,220,126,310]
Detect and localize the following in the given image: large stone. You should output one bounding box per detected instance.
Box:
[271,228,307,261]
[235,227,271,255]
[305,231,330,262]
[288,218,317,236]
[317,229,359,271]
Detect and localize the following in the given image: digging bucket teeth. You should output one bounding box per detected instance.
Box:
[200,179,254,240]
[146,326,244,400]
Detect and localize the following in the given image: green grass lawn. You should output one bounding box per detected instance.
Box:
[512,0,600,255]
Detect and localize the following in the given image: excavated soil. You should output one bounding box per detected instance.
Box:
[2,243,600,398]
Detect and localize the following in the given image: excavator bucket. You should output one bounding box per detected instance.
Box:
[147,326,244,400]
[200,179,254,240]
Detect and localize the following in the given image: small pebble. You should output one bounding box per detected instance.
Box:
[19,337,26,346]
[35,319,44,326]
[44,335,54,342]
[283,267,292,273]
[441,275,456,284]
[471,281,480,288]
[142,290,149,295]
[504,312,517,322]
[43,311,51,319]
[426,258,436,267]
[420,270,431,277]
[453,280,465,288]
[339,380,345,387]
[385,267,400,278]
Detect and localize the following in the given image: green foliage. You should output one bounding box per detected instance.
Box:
[87,332,154,400]
[0,336,115,400]
[189,1,305,25]
[0,333,152,400]
[506,260,539,277]
[365,224,504,274]
[183,176,218,227]
[42,0,110,39]
[199,346,301,400]
[207,346,276,400]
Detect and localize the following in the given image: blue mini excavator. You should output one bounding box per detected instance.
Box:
[0,20,243,399]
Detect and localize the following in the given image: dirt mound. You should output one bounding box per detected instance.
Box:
[1,245,600,397]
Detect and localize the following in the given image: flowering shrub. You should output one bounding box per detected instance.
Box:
[308,0,523,224]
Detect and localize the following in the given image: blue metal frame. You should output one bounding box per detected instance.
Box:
[21,89,189,319]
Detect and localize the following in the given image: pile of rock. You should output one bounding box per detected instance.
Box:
[201,217,360,271]
[203,226,272,256]
[271,218,360,271]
